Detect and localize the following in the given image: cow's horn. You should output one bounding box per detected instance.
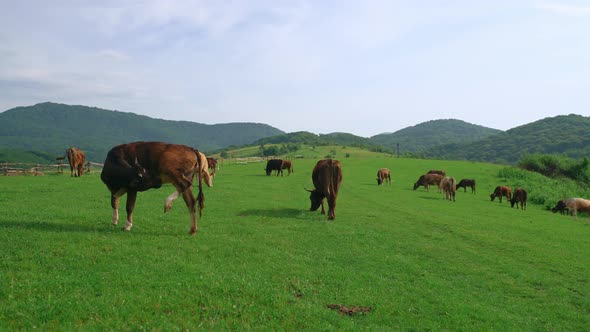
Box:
[304,187,314,192]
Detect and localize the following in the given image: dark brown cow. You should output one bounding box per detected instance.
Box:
[456,179,476,193]
[376,168,391,185]
[413,173,443,191]
[439,177,456,201]
[265,159,283,176]
[552,200,570,215]
[427,170,446,177]
[306,159,342,220]
[281,160,293,175]
[100,141,205,235]
[206,157,217,177]
[490,186,512,203]
[510,188,527,210]
[65,147,86,177]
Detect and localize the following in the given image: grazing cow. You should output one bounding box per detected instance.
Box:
[206,157,217,177]
[552,198,590,222]
[265,159,283,176]
[65,147,86,177]
[100,141,205,235]
[552,200,570,215]
[456,179,476,193]
[376,168,391,185]
[197,152,213,188]
[413,173,443,191]
[305,159,343,220]
[439,177,457,201]
[490,186,512,203]
[281,160,294,175]
[427,170,446,177]
[510,188,527,210]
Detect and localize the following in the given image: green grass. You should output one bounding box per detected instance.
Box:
[1,156,589,330]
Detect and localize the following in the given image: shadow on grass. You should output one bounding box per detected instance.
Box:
[238,208,306,220]
[0,220,112,233]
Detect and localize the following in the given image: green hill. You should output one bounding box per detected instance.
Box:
[370,119,502,154]
[253,131,384,151]
[424,114,590,164]
[0,102,284,162]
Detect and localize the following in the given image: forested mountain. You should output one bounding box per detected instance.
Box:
[0,102,284,162]
[253,131,384,151]
[370,119,502,153]
[424,114,590,164]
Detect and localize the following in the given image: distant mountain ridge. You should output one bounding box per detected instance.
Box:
[424,114,590,164]
[370,119,502,153]
[0,102,284,161]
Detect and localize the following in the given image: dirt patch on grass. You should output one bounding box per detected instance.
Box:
[327,304,372,316]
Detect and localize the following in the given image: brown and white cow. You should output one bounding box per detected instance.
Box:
[456,179,476,194]
[306,159,342,220]
[439,177,457,201]
[490,186,512,203]
[552,198,590,222]
[510,188,527,210]
[377,168,391,185]
[100,141,205,235]
[413,173,443,191]
[66,147,86,177]
[281,160,294,176]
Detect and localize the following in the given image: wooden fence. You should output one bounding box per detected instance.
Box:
[0,161,103,176]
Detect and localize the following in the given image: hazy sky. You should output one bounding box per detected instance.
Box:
[1,1,589,137]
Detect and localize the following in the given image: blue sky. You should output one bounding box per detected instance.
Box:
[1,0,589,137]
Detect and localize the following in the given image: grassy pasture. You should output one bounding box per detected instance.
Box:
[1,156,589,330]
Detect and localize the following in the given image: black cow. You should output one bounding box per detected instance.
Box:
[265,159,283,176]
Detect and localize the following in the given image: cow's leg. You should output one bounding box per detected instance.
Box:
[320,198,326,215]
[70,165,74,177]
[181,188,198,235]
[164,190,180,212]
[327,197,336,220]
[124,190,137,231]
[110,188,127,225]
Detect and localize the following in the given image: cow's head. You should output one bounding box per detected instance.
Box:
[412,182,420,191]
[377,178,383,185]
[552,200,567,213]
[305,188,324,211]
[133,157,148,179]
[490,193,496,202]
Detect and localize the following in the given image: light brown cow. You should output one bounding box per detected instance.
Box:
[490,186,512,203]
[377,168,391,185]
[439,177,456,201]
[552,198,590,222]
[66,147,86,177]
[413,173,443,191]
[197,151,213,188]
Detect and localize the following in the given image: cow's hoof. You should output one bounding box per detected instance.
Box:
[189,228,198,235]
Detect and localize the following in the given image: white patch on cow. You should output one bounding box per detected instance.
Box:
[165,191,180,212]
[124,219,133,231]
[112,209,119,225]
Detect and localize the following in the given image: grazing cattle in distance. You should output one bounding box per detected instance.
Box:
[439,177,457,201]
[265,159,283,176]
[552,198,590,222]
[510,188,527,210]
[552,200,570,215]
[427,170,446,177]
[65,147,86,177]
[206,157,217,177]
[306,159,343,220]
[281,160,294,176]
[100,141,205,235]
[377,168,391,185]
[413,173,443,191]
[490,186,512,203]
[456,179,476,193]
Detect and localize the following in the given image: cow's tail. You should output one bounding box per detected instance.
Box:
[193,149,205,217]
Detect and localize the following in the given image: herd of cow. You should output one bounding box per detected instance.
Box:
[60,141,589,235]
